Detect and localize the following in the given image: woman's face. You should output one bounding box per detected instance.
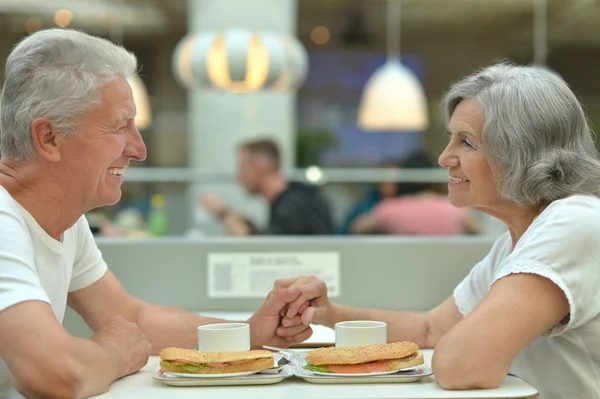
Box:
[438,98,500,211]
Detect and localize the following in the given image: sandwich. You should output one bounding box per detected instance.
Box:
[159,347,274,375]
[303,341,424,374]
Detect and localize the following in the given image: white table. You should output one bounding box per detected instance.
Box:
[96,312,539,399]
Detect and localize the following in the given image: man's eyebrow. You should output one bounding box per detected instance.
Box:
[121,114,136,121]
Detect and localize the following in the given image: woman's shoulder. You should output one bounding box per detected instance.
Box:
[518,195,600,253]
[541,194,600,226]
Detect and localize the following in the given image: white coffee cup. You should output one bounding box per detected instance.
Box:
[335,320,387,348]
[197,323,251,352]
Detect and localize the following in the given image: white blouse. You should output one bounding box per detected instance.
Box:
[454,195,600,399]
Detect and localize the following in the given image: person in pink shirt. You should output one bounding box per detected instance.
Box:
[351,151,481,235]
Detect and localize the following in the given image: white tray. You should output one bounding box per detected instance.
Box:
[292,352,433,384]
[152,358,293,387]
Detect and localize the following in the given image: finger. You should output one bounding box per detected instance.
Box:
[276,323,311,338]
[285,280,326,318]
[297,301,310,315]
[286,326,313,344]
[281,314,303,328]
[285,293,311,319]
[301,307,316,326]
[273,278,297,291]
[261,286,300,316]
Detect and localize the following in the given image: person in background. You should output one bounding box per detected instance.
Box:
[275,62,600,399]
[201,139,334,235]
[338,160,400,234]
[0,29,311,399]
[351,151,481,235]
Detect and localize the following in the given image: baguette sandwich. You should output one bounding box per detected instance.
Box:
[159,347,274,375]
[303,341,423,374]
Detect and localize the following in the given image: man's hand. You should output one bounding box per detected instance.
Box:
[91,315,152,379]
[274,276,333,328]
[200,194,226,217]
[248,286,313,348]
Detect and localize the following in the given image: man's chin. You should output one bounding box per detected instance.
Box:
[95,192,122,208]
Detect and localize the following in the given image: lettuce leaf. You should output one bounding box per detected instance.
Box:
[303,364,331,373]
[181,364,203,372]
[161,360,205,372]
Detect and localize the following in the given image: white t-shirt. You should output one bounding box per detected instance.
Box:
[454,195,600,399]
[0,186,107,398]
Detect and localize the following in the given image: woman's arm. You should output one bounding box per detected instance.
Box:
[433,273,569,389]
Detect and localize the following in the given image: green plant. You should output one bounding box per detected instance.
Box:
[295,127,338,167]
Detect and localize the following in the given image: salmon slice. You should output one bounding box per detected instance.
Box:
[327,359,396,374]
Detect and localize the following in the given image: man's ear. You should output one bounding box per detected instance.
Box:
[31,117,61,162]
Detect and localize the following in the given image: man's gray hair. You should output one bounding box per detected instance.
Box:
[442,62,600,205]
[1,29,138,162]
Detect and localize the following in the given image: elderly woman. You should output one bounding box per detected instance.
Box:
[276,63,600,399]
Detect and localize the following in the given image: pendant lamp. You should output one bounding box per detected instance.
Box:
[357,0,428,131]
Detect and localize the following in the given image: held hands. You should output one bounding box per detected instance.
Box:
[248,285,314,349]
[247,276,332,349]
[91,315,151,379]
[275,276,333,329]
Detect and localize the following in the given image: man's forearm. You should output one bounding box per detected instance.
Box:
[48,337,120,399]
[134,304,229,354]
[222,211,253,236]
[328,303,430,348]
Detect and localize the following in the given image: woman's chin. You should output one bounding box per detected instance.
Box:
[447,195,469,208]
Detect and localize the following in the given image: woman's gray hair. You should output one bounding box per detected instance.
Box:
[442,61,600,205]
[1,29,137,162]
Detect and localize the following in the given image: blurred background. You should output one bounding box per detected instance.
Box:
[2,0,600,238]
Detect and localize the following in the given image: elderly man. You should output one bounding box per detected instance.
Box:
[0,29,310,399]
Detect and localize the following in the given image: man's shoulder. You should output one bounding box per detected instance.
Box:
[0,187,27,231]
[280,182,321,200]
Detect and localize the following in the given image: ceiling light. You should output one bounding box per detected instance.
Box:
[311,26,330,45]
[54,9,73,28]
[173,29,308,92]
[357,0,428,132]
[127,75,152,130]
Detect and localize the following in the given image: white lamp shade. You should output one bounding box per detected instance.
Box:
[173,30,308,92]
[358,60,429,131]
[127,75,152,130]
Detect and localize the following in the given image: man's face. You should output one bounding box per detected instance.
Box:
[59,76,147,210]
[237,149,263,194]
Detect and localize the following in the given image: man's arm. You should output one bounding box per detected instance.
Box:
[0,301,147,399]
[200,193,255,235]
[69,271,231,353]
[68,271,313,354]
[220,210,254,236]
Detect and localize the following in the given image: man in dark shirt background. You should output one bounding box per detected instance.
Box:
[201,139,334,235]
